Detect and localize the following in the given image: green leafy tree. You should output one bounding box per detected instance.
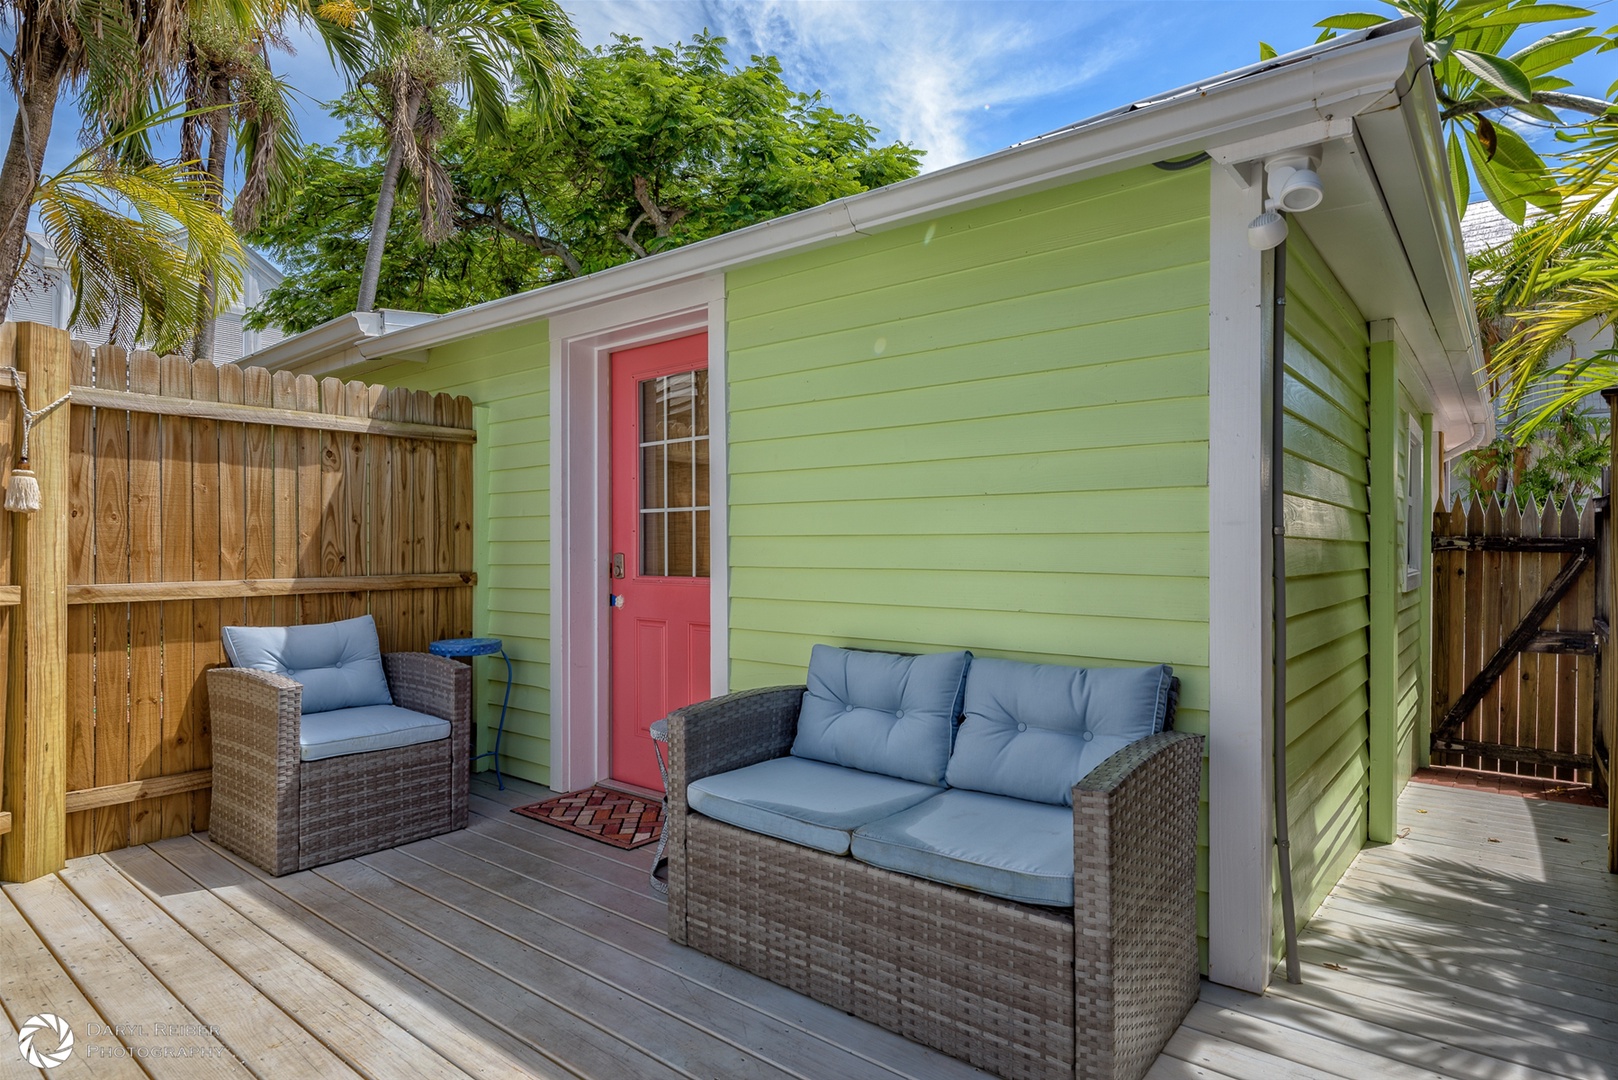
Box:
[245,114,546,329]
[1266,0,1617,221]
[1458,407,1609,505]
[458,34,923,278]
[331,0,577,312]
[248,36,922,333]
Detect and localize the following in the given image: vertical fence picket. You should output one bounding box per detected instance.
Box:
[1497,499,1522,773]
[191,359,223,833]
[294,374,323,627]
[64,342,93,856]
[342,381,369,622]
[411,389,435,649]
[453,396,474,641]
[126,352,163,847]
[158,355,195,840]
[91,347,131,852]
[318,379,348,621]
[1516,499,1544,778]
[243,367,276,633]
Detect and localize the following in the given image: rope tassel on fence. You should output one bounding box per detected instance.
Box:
[2,366,70,514]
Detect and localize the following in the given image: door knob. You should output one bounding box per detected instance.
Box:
[612,552,625,579]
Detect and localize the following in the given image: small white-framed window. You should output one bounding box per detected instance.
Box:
[1403,419,1424,591]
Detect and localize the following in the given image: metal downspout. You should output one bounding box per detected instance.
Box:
[1272,239,1302,985]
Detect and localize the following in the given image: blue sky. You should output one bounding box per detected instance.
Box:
[7,1,1618,197]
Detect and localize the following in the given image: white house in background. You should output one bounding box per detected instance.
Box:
[7,230,287,361]
[1460,199,1615,418]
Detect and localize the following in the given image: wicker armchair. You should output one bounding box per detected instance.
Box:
[667,685,1203,1080]
[206,652,471,875]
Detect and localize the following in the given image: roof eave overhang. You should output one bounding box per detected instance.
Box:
[265,24,1487,444]
[238,310,381,372]
[333,26,1430,360]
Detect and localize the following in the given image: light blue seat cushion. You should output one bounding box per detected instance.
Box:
[852,789,1075,907]
[222,615,393,715]
[790,645,971,785]
[299,704,449,762]
[945,658,1172,806]
[687,757,945,856]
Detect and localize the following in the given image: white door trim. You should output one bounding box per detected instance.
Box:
[549,275,728,792]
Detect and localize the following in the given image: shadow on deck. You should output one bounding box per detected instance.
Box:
[0,777,1613,1079]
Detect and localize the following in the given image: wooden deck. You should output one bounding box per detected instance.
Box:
[0,777,1612,1079]
[1150,780,1618,1080]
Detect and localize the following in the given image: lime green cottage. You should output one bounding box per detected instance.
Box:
[248,20,1488,993]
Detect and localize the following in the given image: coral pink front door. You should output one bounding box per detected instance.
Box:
[609,335,711,792]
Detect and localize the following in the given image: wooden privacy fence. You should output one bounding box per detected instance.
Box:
[0,321,476,882]
[1430,495,1603,786]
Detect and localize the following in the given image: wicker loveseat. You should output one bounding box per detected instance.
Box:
[206,615,470,876]
[666,647,1203,1080]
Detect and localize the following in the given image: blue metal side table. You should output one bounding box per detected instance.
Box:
[429,637,512,790]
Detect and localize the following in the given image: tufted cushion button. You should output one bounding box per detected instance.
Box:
[1017,722,1027,732]
[895,709,904,719]
[845,704,854,713]
[1082,731,1094,742]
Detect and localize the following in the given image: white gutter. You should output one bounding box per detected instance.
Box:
[322,23,1434,367]
[241,307,439,373]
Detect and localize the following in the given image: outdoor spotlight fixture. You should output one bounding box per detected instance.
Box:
[1247,148,1323,250]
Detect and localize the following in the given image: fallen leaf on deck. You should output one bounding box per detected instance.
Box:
[1487,837,1501,843]
[1416,808,1428,814]
[1397,827,1412,839]
[1321,962,1347,971]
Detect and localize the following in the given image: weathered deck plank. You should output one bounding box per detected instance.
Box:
[0,774,1611,1080]
[2,874,248,1078]
[156,835,652,1080]
[56,856,361,1080]
[101,844,472,1080]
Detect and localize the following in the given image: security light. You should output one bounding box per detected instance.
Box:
[1246,149,1323,250]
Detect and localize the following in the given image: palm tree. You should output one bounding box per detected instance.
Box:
[0,0,189,316]
[177,0,304,360]
[1479,126,1618,436]
[345,0,576,312]
[33,145,245,353]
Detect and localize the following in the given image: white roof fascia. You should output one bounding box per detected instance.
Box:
[337,26,1431,367]
[1354,62,1493,455]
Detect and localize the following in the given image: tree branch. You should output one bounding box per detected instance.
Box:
[1442,91,1614,123]
[460,207,582,276]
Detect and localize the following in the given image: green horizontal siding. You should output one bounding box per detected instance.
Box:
[1278,229,1370,953]
[725,164,1213,958]
[365,322,553,785]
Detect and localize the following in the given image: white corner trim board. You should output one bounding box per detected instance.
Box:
[1206,161,1276,994]
[548,274,728,792]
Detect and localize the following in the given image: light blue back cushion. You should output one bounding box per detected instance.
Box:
[945,658,1172,806]
[221,615,393,715]
[790,645,971,785]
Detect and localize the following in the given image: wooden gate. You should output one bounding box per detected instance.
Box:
[1430,496,1603,785]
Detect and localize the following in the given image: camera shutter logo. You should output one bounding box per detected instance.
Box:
[17,1013,73,1069]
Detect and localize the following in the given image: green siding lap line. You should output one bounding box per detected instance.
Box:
[724,164,1213,961]
[1278,228,1371,952]
[365,322,553,786]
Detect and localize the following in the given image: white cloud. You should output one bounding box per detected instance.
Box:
[566,1,1143,169]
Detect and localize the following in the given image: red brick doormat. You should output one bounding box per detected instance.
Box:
[512,787,664,850]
